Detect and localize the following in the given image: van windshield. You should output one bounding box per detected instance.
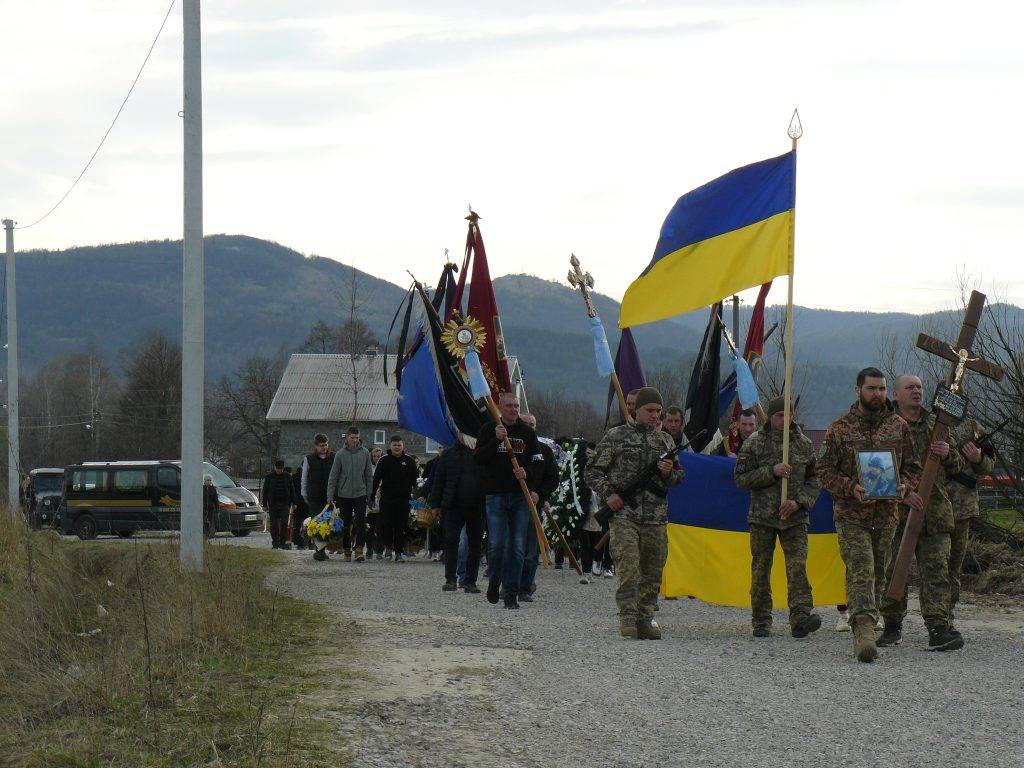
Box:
[33,475,63,494]
[169,462,236,489]
[203,463,237,489]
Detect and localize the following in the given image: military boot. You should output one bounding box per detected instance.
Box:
[851,614,878,663]
[877,619,903,647]
[928,625,964,652]
[637,620,662,640]
[619,618,639,639]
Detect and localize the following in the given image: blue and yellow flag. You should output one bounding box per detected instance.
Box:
[662,452,846,608]
[620,152,795,328]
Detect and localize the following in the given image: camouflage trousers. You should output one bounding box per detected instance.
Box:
[880,522,951,629]
[749,523,813,629]
[835,520,896,623]
[948,517,972,617]
[609,517,667,622]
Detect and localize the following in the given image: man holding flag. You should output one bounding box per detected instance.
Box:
[734,396,822,638]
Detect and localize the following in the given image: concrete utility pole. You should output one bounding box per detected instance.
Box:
[180,0,204,570]
[3,219,18,518]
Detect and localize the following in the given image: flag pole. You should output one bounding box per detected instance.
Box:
[780,109,802,503]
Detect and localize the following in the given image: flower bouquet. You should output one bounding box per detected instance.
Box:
[304,507,344,561]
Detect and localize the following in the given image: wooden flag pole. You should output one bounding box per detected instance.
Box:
[610,372,630,424]
[781,109,802,503]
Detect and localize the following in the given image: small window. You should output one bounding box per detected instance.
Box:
[425,437,439,454]
[156,467,180,491]
[72,470,106,493]
[113,470,148,492]
[374,429,386,445]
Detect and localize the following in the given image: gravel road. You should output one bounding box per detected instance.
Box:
[226,533,1023,768]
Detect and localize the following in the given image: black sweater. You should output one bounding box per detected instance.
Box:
[372,452,420,501]
[261,471,295,511]
[474,419,543,495]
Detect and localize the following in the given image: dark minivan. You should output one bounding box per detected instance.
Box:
[59,461,264,540]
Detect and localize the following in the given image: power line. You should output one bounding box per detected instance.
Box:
[15,0,177,231]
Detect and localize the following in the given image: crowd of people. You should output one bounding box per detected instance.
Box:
[256,366,993,663]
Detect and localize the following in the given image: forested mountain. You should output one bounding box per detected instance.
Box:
[11,235,1016,428]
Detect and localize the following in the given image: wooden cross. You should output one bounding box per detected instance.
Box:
[566,254,631,421]
[885,290,1004,599]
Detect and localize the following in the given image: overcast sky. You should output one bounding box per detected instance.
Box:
[2,0,1022,315]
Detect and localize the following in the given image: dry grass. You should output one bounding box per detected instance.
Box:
[963,537,1024,595]
[0,518,347,768]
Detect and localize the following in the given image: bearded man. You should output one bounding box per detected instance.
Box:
[817,367,923,663]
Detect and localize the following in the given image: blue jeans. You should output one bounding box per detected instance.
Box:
[485,492,530,600]
[456,527,468,583]
[520,523,539,595]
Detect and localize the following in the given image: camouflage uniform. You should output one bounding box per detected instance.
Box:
[735,424,820,630]
[584,423,684,623]
[879,407,964,630]
[946,419,995,614]
[817,402,922,624]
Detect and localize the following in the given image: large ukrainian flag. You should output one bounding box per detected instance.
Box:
[620,152,795,328]
[662,452,846,609]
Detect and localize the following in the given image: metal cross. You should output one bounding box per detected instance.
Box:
[567,254,597,317]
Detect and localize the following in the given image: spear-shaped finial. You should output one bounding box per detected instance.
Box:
[466,205,480,224]
[788,108,803,144]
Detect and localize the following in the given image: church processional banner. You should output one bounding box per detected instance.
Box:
[662,452,847,609]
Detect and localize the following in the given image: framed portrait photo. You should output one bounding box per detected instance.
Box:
[856,449,900,500]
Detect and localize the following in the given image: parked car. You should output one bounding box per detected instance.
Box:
[58,460,264,540]
[25,467,65,528]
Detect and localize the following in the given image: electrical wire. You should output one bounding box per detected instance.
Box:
[15,0,177,231]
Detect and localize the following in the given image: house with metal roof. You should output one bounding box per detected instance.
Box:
[266,351,527,467]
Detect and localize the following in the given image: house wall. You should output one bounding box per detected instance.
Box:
[277,421,435,468]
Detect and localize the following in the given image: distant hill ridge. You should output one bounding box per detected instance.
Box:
[13,235,1015,428]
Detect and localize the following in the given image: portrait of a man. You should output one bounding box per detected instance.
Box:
[857,450,899,499]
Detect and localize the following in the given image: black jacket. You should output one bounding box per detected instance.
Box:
[261,471,295,511]
[428,444,483,513]
[536,442,560,506]
[474,419,544,495]
[372,452,420,501]
[203,484,219,517]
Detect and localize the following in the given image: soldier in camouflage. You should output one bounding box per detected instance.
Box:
[817,368,923,663]
[585,387,684,640]
[878,374,966,652]
[735,396,822,638]
[947,418,996,616]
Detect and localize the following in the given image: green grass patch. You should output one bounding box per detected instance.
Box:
[0,520,349,767]
[984,508,1022,530]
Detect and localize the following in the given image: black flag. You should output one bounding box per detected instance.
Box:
[684,302,723,453]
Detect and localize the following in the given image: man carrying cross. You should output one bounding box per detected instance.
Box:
[878,375,965,651]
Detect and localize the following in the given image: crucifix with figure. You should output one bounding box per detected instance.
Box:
[567,254,633,423]
[885,290,1004,599]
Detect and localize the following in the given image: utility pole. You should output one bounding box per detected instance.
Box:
[731,294,740,346]
[3,219,19,519]
[180,0,204,571]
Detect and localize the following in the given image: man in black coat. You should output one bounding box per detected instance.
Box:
[371,435,420,562]
[518,413,560,600]
[429,439,485,593]
[301,433,334,513]
[262,459,295,549]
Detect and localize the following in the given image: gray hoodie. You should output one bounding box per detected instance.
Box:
[326,443,374,500]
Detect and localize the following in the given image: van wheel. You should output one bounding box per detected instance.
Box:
[231,529,250,537]
[75,515,98,541]
[116,530,133,539]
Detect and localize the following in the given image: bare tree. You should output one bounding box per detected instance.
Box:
[116,332,182,459]
[207,352,288,476]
